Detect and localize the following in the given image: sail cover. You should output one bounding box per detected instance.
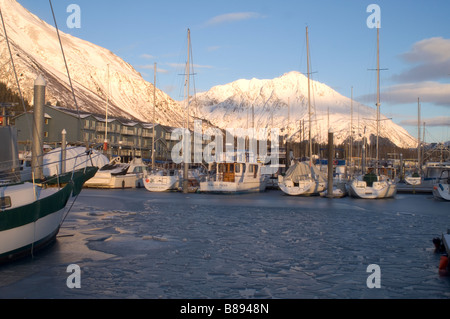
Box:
[283,161,327,183]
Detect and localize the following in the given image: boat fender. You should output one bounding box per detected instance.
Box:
[438,255,449,277]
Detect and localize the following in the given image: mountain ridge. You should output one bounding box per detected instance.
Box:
[191,71,417,148]
[0,0,185,127]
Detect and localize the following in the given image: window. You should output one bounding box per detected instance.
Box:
[0,196,11,209]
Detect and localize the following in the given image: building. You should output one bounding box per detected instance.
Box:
[13,105,174,163]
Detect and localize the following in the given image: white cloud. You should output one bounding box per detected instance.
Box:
[135,64,169,74]
[167,62,213,69]
[383,82,450,107]
[400,116,450,127]
[392,37,450,82]
[204,12,264,27]
[140,54,155,59]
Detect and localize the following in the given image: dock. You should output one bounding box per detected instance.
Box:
[396,183,432,194]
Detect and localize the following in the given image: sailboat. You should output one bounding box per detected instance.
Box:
[0,4,97,263]
[348,25,397,199]
[405,98,423,186]
[278,26,327,196]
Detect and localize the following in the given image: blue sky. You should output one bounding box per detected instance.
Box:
[17,0,450,143]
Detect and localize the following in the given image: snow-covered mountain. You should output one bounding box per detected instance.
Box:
[0,0,184,126]
[191,71,417,148]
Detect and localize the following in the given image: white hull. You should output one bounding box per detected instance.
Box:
[405,176,422,186]
[144,175,180,192]
[0,206,64,256]
[200,179,267,193]
[348,179,397,199]
[279,179,326,196]
[320,186,347,198]
[84,173,144,189]
[433,183,450,201]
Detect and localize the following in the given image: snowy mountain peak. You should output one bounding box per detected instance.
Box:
[191,71,417,148]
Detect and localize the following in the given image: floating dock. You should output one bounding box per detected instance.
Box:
[396,183,432,194]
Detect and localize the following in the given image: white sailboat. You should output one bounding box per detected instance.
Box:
[279,161,326,196]
[278,26,326,196]
[405,98,422,186]
[348,25,397,199]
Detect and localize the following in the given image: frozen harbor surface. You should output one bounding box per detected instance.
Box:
[0,189,449,299]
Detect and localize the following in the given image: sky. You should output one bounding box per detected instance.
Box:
[16,0,450,143]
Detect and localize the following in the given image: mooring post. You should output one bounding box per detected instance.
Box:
[61,129,67,174]
[327,130,334,198]
[32,75,46,181]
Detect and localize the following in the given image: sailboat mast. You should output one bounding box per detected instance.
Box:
[152,62,156,169]
[183,28,191,193]
[350,86,353,177]
[417,97,421,173]
[104,63,109,154]
[376,25,380,174]
[306,26,312,167]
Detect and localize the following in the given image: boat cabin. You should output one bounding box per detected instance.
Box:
[212,162,260,183]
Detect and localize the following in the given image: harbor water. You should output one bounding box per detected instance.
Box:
[0,188,449,299]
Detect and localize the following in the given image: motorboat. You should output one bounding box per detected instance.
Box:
[200,162,268,193]
[144,168,181,192]
[0,126,97,264]
[432,169,450,201]
[84,157,148,189]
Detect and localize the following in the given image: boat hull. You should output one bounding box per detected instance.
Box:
[0,167,97,264]
[433,183,450,201]
[348,179,397,199]
[84,173,144,189]
[199,180,267,193]
[144,175,180,192]
[279,179,326,196]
